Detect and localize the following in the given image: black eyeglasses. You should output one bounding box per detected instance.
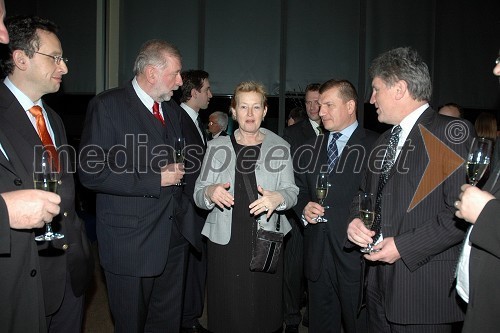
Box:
[34,51,68,65]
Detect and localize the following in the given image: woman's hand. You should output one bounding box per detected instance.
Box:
[205,182,234,209]
[249,185,284,219]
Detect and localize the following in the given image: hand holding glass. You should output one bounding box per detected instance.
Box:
[359,192,375,253]
[314,173,329,223]
[175,137,186,186]
[34,155,63,241]
[466,137,492,186]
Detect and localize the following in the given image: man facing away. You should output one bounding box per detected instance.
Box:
[0,15,93,332]
[79,39,189,332]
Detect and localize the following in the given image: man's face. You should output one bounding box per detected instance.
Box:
[318,86,355,132]
[154,54,183,102]
[24,29,68,101]
[208,114,221,134]
[370,77,400,125]
[304,90,320,122]
[192,78,212,110]
[494,56,500,77]
[0,0,8,44]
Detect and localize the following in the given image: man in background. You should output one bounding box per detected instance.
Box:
[207,110,228,140]
[0,15,92,332]
[179,69,212,333]
[281,82,322,332]
[438,102,463,118]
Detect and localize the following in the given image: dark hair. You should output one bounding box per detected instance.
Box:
[180,70,209,103]
[1,16,59,75]
[369,47,432,102]
[305,83,321,94]
[319,79,359,110]
[287,106,306,122]
[475,112,498,140]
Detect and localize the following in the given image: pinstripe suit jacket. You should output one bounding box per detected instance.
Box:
[360,108,472,324]
[78,82,185,277]
[0,83,93,328]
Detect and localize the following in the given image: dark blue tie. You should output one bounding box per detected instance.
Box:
[327,132,342,173]
[372,125,402,241]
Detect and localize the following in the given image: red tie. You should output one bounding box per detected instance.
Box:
[29,105,59,171]
[152,102,165,126]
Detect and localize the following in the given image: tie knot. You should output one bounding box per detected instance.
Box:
[153,102,160,113]
[29,105,43,117]
[392,125,402,137]
[330,132,342,141]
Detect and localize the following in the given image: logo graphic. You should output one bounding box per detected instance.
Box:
[407,124,465,211]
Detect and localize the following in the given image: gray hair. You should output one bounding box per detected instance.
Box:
[212,111,228,130]
[369,47,432,102]
[133,39,181,75]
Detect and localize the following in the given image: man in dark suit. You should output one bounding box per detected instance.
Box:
[79,40,188,332]
[294,79,377,333]
[178,69,212,333]
[207,111,228,140]
[0,15,93,332]
[281,82,321,332]
[347,47,471,332]
[453,53,500,333]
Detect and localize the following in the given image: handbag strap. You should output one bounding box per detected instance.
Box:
[230,134,280,232]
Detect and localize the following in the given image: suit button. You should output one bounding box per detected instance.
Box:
[62,244,69,250]
[63,212,68,217]
[30,269,37,277]
[14,178,22,186]
[58,180,62,185]
[169,216,173,220]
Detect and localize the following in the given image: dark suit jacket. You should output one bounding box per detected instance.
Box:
[462,165,500,332]
[356,108,471,324]
[0,83,93,329]
[283,119,317,154]
[78,82,189,276]
[294,125,378,282]
[178,104,207,251]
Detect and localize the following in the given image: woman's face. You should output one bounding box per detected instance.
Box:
[232,91,267,134]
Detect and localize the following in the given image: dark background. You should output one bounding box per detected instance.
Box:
[6,0,500,140]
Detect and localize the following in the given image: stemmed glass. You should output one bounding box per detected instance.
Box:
[175,137,186,186]
[358,192,376,253]
[466,137,492,186]
[34,154,64,241]
[314,172,329,222]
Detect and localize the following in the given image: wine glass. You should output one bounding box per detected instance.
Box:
[466,137,492,186]
[358,192,376,253]
[175,137,186,186]
[314,172,329,223]
[34,154,64,241]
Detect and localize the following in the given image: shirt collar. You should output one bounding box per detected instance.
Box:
[132,77,155,111]
[398,103,429,137]
[180,102,199,123]
[4,76,43,111]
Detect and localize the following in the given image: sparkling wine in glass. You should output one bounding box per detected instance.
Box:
[315,172,329,223]
[175,137,186,186]
[359,192,376,254]
[466,137,492,186]
[34,155,63,241]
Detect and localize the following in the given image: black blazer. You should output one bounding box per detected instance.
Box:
[79,82,190,276]
[463,165,500,332]
[283,119,317,154]
[355,108,472,324]
[0,83,93,323]
[294,125,378,281]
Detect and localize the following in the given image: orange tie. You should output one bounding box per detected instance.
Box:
[152,102,165,126]
[29,105,59,171]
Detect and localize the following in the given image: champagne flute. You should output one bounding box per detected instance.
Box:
[466,137,492,186]
[175,137,186,186]
[34,154,64,241]
[315,172,329,222]
[358,192,375,253]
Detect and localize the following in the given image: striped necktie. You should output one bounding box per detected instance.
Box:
[327,132,342,173]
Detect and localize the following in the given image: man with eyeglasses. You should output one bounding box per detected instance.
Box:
[207,111,228,140]
[0,15,93,332]
[454,54,500,333]
[281,82,323,332]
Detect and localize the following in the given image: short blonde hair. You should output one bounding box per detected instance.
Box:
[231,81,267,109]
